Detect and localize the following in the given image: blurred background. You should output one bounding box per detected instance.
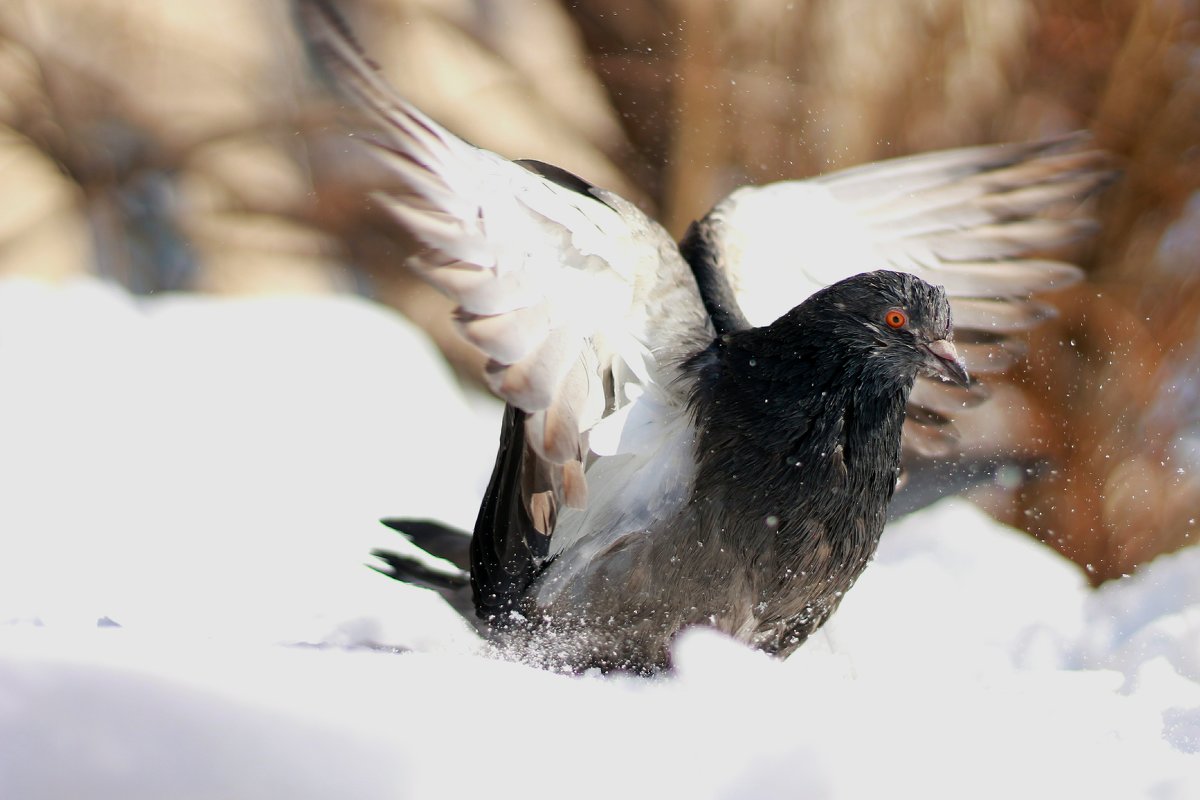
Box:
[0,0,1197,584]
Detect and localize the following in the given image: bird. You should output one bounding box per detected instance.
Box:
[295,0,1111,672]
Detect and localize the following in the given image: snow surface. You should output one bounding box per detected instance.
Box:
[0,277,1197,799]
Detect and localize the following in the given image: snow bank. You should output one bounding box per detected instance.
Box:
[0,278,1195,799]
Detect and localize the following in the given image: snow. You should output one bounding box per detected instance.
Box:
[0,277,1197,799]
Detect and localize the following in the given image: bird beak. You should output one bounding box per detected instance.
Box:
[921,339,969,387]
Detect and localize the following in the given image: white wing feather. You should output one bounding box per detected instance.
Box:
[711,139,1109,331]
[299,2,712,540]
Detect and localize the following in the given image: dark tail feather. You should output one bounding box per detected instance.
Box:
[379,518,471,572]
[370,548,469,591]
[372,519,480,625]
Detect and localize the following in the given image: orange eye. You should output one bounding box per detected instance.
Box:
[885,309,907,329]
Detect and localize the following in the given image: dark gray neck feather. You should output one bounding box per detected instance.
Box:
[687,325,911,589]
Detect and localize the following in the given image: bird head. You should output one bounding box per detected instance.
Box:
[797,270,969,388]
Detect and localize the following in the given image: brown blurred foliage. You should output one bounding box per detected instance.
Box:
[1,0,1198,582]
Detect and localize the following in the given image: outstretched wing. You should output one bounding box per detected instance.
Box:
[296,1,713,614]
[693,138,1114,456]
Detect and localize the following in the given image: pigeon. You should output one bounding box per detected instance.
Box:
[296,0,1110,672]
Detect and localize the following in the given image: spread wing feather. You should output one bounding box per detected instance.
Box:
[702,137,1114,456]
[296,0,712,615]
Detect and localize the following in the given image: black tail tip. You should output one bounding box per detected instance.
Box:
[369,547,470,590]
[378,518,472,571]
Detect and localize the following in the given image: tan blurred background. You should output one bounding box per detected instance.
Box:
[1,0,1197,583]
